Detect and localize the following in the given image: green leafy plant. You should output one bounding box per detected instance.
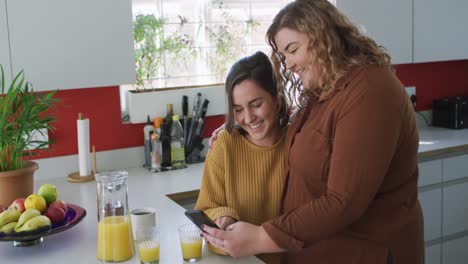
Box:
[133,14,196,90]
[205,0,260,80]
[0,65,58,172]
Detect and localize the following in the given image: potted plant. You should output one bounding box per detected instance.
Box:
[133,14,196,90]
[125,14,197,122]
[0,65,58,208]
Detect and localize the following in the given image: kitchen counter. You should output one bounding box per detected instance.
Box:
[418,125,468,161]
[0,164,263,264]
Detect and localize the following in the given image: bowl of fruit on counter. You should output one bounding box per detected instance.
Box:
[0,184,86,247]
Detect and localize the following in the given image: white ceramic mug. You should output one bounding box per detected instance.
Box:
[130,207,156,240]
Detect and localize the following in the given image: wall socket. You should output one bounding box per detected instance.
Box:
[406,86,416,106]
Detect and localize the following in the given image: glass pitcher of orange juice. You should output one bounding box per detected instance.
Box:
[96,171,134,262]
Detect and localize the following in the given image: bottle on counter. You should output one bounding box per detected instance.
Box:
[153,117,164,135]
[160,122,172,169]
[170,115,186,169]
[164,103,174,130]
[151,133,162,171]
[143,115,154,168]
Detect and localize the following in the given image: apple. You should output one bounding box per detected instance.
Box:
[51,200,67,213]
[45,203,66,224]
[8,198,26,213]
[38,183,58,204]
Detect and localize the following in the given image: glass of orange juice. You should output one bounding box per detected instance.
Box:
[178,223,202,262]
[136,226,160,264]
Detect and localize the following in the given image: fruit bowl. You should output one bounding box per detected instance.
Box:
[0,204,86,247]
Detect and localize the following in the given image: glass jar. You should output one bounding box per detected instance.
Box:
[96,170,134,262]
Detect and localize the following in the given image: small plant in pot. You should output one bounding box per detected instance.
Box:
[0,65,58,208]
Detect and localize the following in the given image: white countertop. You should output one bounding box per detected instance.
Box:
[0,164,263,264]
[418,125,468,157]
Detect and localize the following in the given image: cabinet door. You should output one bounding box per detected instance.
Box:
[419,160,443,187]
[414,0,468,62]
[419,189,442,242]
[443,154,468,182]
[6,0,135,91]
[336,0,412,64]
[425,244,441,264]
[442,182,468,236]
[442,236,468,264]
[0,0,11,85]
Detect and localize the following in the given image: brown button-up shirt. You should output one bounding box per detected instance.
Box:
[263,66,424,264]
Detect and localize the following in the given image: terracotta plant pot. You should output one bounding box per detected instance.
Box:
[0,161,38,208]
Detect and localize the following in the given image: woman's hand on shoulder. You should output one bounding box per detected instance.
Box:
[215,216,237,230]
[289,105,299,123]
[208,123,226,149]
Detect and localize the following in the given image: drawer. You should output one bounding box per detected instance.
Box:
[442,182,468,236]
[419,160,442,187]
[425,243,441,264]
[442,236,468,264]
[443,154,468,181]
[419,189,442,241]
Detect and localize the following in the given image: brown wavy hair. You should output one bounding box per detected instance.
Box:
[266,0,392,107]
[224,51,289,133]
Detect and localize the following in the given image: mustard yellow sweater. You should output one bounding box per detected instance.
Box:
[195,128,285,225]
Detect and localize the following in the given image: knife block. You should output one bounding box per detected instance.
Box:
[186,137,206,164]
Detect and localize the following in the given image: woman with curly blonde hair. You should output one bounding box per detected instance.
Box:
[202,1,424,263]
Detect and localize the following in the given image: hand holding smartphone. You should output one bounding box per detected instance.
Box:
[184,210,219,231]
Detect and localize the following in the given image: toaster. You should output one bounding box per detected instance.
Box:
[432,96,468,129]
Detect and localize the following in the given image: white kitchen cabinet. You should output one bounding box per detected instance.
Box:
[442,236,468,264]
[335,0,412,64]
[414,0,468,63]
[5,0,135,91]
[443,154,468,182]
[442,182,468,236]
[419,159,443,187]
[426,243,441,264]
[419,189,442,242]
[0,0,11,85]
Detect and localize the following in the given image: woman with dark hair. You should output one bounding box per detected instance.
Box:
[195,51,288,263]
[202,1,424,263]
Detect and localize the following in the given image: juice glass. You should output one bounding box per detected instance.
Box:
[136,226,160,264]
[178,223,202,262]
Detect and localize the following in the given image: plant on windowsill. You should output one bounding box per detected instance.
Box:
[0,65,58,208]
[124,14,197,122]
[205,0,260,80]
[133,14,196,91]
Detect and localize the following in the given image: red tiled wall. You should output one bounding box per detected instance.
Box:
[395,59,468,110]
[32,59,468,159]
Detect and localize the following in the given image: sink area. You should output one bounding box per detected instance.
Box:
[166,190,199,210]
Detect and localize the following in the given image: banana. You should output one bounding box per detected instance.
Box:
[0,208,21,228]
[14,208,41,231]
[15,215,52,232]
[0,221,17,234]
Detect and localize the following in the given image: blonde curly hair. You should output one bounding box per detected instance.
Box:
[266,0,392,107]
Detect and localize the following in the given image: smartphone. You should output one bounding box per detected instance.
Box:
[184,209,219,230]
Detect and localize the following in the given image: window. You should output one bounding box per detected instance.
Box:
[121,0,293,114]
[121,0,336,116]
